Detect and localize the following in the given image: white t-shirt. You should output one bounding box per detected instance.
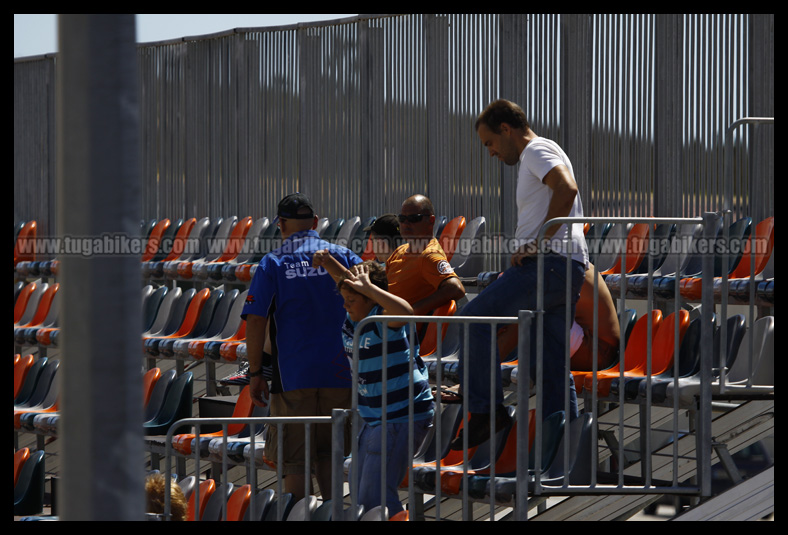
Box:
[516,137,589,267]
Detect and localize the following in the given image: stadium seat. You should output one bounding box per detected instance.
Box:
[310,499,334,521]
[141,218,172,262]
[584,310,688,398]
[163,216,214,279]
[143,287,192,339]
[437,406,524,496]
[198,216,254,280]
[606,223,676,296]
[321,218,345,243]
[286,495,319,521]
[433,216,448,240]
[156,288,231,357]
[419,300,457,358]
[601,222,650,276]
[679,217,753,300]
[264,492,295,521]
[201,482,234,521]
[220,217,269,281]
[207,322,247,361]
[14,281,48,326]
[403,408,478,490]
[713,315,774,395]
[634,313,708,402]
[451,216,486,277]
[173,289,241,359]
[719,217,775,304]
[243,488,275,521]
[144,369,177,422]
[14,283,58,336]
[14,354,35,400]
[142,286,169,333]
[572,310,663,395]
[607,309,691,399]
[14,220,37,268]
[177,217,236,279]
[465,409,566,499]
[142,367,162,408]
[143,371,193,435]
[14,359,59,412]
[491,412,595,502]
[14,357,48,406]
[143,288,213,357]
[14,448,31,489]
[585,222,613,266]
[225,484,251,521]
[592,223,630,273]
[663,314,747,407]
[438,216,466,262]
[143,217,196,279]
[172,385,256,456]
[315,217,329,236]
[14,359,60,429]
[187,479,216,521]
[335,216,361,249]
[14,449,46,516]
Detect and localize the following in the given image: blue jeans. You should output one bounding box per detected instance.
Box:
[457,253,585,420]
[354,417,433,515]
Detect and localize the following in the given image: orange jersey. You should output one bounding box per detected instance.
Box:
[385,238,457,305]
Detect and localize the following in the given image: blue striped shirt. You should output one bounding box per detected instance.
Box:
[342,305,434,426]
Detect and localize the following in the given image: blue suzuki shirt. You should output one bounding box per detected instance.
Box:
[241,229,361,393]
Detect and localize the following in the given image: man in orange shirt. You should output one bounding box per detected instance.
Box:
[386,195,466,326]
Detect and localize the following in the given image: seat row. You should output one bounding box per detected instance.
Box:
[587,216,774,304]
[166,475,374,521]
[13,357,197,439]
[14,214,487,284]
[423,305,774,410]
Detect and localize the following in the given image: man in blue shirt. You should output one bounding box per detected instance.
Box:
[242,193,361,501]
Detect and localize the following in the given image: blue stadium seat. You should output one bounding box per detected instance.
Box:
[14,449,46,516]
[143,371,193,436]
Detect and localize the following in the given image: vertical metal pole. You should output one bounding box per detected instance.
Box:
[515,310,532,521]
[697,212,718,497]
[57,14,143,520]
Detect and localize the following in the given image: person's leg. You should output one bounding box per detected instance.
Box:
[458,264,539,413]
[531,255,585,420]
[356,420,433,515]
[266,390,314,502]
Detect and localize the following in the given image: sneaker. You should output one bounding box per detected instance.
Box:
[449,405,512,451]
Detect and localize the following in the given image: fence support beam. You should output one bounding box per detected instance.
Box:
[57,13,143,520]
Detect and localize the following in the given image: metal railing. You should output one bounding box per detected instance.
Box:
[152,212,770,520]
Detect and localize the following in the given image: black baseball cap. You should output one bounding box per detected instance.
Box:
[277,193,315,219]
[363,214,400,238]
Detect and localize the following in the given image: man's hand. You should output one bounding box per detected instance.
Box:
[250,375,269,408]
[312,249,330,268]
[510,240,539,267]
[341,262,374,294]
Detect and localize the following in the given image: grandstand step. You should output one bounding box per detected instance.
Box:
[529,400,773,521]
[671,465,774,521]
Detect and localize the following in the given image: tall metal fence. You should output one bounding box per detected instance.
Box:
[14,14,774,272]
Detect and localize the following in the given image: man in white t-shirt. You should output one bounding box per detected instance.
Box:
[451,99,589,450]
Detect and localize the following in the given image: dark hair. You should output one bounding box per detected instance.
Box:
[337,260,388,293]
[368,214,402,248]
[475,99,530,134]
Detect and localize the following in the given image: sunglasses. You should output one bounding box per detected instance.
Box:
[397,213,429,223]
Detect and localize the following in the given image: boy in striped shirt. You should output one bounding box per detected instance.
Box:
[334,260,435,517]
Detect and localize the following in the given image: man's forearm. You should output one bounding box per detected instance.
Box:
[245,314,268,372]
[411,277,465,315]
